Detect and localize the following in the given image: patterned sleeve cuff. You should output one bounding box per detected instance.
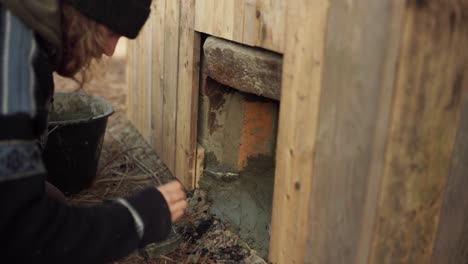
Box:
[0,140,46,182]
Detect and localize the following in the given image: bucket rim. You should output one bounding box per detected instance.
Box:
[48,91,114,126]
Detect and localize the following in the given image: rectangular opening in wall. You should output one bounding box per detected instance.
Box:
[196,36,283,259]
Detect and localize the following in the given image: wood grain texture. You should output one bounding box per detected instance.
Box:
[194,0,285,53]
[161,0,181,173]
[129,0,200,186]
[127,1,468,261]
[127,36,137,131]
[142,17,153,142]
[369,0,468,263]
[126,35,134,123]
[304,1,404,263]
[430,4,468,263]
[128,19,152,141]
[150,0,166,154]
[175,0,201,188]
[194,0,242,41]
[249,0,285,53]
[268,0,329,263]
[355,1,405,263]
[432,99,468,264]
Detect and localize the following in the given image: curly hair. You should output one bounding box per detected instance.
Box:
[56,3,106,86]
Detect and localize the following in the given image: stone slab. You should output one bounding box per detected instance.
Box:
[203,37,283,101]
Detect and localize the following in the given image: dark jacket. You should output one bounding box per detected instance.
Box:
[0,2,171,263]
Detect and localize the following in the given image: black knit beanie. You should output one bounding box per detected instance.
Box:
[62,0,152,39]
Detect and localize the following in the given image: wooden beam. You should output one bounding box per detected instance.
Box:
[369,0,468,262]
[161,0,181,173]
[271,0,468,263]
[194,0,286,53]
[432,98,468,264]
[175,0,201,188]
[150,0,166,154]
[268,0,329,263]
[127,20,151,141]
[126,33,134,123]
[249,0,286,53]
[304,0,404,263]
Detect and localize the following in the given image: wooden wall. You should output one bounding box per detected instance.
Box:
[270,0,468,263]
[128,0,468,263]
[128,0,286,187]
[127,0,200,187]
[194,0,286,53]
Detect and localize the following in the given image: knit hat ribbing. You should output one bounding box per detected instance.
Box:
[62,0,151,39]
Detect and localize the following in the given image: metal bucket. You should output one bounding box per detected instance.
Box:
[43,92,114,195]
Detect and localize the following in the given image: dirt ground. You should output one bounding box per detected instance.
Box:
[53,42,266,264]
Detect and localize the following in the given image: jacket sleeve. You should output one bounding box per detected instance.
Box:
[0,8,171,264]
[1,175,171,264]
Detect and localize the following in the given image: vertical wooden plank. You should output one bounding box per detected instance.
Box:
[249,0,286,53]
[161,0,181,173]
[194,0,210,35]
[134,25,146,136]
[146,14,154,143]
[268,0,329,263]
[136,23,143,136]
[175,0,200,187]
[232,0,245,42]
[151,0,166,154]
[369,0,468,262]
[126,38,134,121]
[220,0,234,39]
[432,98,468,264]
[134,27,142,133]
[302,1,403,263]
[355,1,405,263]
[194,0,284,53]
[127,39,133,123]
[212,1,224,37]
[243,0,259,46]
[139,17,152,141]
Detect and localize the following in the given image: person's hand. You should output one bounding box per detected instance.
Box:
[157,181,188,222]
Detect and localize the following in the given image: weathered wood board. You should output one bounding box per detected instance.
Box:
[175,0,201,189]
[268,0,329,262]
[270,0,468,263]
[369,1,468,262]
[303,1,404,263]
[128,0,199,187]
[194,0,286,53]
[432,99,468,264]
[127,0,468,262]
[150,0,166,155]
[127,17,152,142]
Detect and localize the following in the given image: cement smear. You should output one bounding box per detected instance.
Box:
[200,155,275,258]
[198,81,245,171]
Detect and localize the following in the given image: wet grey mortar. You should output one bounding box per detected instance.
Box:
[49,92,112,122]
[200,155,275,259]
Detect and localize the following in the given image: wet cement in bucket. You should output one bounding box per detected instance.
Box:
[49,92,113,124]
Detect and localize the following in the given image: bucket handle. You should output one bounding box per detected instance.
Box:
[48,125,60,135]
